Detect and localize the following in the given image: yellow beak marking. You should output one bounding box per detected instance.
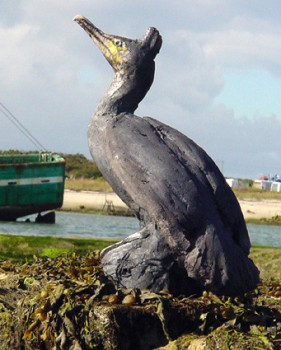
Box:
[107,40,126,64]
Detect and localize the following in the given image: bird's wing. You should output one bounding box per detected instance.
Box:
[144,116,250,254]
[104,114,250,253]
[104,114,204,246]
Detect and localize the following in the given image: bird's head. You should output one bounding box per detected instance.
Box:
[73,15,162,74]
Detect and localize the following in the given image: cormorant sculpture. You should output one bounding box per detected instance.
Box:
[74,15,259,296]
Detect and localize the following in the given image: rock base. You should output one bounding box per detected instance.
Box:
[101,226,260,296]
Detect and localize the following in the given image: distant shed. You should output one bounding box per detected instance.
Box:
[226,178,239,188]
[226,178,250,189]
[271,182,281,192]
[253,180,272,191]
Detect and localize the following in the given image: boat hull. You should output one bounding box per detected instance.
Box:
[0,153,65,221]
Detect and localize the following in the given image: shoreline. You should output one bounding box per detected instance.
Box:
[62,189,281,220]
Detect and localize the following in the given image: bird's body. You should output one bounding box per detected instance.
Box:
[90,111,248,251]
[74,16,259,295]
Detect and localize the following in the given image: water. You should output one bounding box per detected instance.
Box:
[0,212,280,247]
[247,224,281,247]
[0,212,139,239]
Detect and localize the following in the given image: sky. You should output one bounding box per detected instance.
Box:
[1,1,281,179]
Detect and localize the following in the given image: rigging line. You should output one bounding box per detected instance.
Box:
[0,107,41,150]
[0,102,46,151]
[0,102,47,151]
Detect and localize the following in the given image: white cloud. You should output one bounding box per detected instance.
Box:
[1,0,281,179]
[196,14,281,77]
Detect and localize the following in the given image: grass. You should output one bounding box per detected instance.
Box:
[233,187,281,200]
[250,245,281,280]
[65,178,112,192]
[246,215,281,226]
[0,234,280,282]
[59,207,134,217]
[0,234,118,262]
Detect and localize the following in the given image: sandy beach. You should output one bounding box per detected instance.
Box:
[62,189,281,219]
[239,199,281,219]
[62,190,128,211]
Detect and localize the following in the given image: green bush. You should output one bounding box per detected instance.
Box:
[60,153,102,179]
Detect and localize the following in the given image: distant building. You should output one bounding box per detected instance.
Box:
[226,178,250,189]
[253,180,272,191]
[253,173,281,191]
[271,182,281,192]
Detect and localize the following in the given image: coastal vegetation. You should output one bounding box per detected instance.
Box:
[0,235,279,280]
[247,215,281,226]
[65,177,112,192]
[0,239,280,349]
[0,235,118,262]
[60,153,102,179]
[233,187,281,201]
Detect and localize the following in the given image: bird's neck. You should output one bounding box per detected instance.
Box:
[94,61,155,118]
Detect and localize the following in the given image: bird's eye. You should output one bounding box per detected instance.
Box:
[114,39,123,47]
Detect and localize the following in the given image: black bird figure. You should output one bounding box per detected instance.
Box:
[74,15,259,296]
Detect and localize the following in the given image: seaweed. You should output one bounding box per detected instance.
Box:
[0,253,280,349]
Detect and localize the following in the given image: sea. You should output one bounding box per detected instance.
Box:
[0,212,280,247]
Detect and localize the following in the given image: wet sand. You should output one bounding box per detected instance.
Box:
[62,190,281,219]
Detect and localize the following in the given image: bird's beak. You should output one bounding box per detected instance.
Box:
[73,15,120,68]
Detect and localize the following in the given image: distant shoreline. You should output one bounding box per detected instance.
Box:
[62,189,281,223]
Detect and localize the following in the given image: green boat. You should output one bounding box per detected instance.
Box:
[0,153,65,221]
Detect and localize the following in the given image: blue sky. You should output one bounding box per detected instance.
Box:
[215,69,281,119]
[1,1,281,179]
